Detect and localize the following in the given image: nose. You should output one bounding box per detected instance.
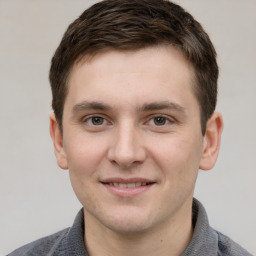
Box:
[107,122,147,168]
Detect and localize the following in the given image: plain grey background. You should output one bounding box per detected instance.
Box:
[0,0,255,255]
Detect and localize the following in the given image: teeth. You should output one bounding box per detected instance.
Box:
[109,182,148,188]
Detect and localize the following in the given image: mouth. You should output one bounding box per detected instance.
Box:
[102,182,154,188]
[100,178,156,197]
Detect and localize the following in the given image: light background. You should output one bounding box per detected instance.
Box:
[0,0,255,255]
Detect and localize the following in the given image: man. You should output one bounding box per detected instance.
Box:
[8,0,252,255]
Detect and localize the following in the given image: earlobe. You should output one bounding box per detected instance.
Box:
[49,113,68,170]
[199,112,223,170]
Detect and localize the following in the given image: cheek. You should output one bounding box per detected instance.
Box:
[64,136,108,206]
[149,135,203,179]
[64,134,108,178]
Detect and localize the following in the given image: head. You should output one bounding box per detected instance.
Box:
[49,0,218,135]
[49,0,223,242]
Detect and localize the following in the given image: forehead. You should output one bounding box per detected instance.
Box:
[75,45,194,78]
[66,45,198,112]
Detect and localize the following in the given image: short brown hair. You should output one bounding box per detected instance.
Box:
[49,0,218,134]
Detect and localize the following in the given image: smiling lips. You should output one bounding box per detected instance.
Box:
[101,178,155,197]
[107,182,149,188]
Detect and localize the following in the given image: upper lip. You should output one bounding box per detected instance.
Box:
[100,177,156,184]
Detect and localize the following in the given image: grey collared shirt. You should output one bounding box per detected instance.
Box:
[8,199,253,256]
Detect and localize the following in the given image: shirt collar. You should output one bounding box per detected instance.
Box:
[63,198,218,256]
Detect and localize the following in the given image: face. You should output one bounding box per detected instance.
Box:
[51,46,216,235]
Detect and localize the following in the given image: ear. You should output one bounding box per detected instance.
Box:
[49,113,68,170]
[199,112,223,170]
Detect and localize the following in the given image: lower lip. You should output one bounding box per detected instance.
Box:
[102,183,155,197]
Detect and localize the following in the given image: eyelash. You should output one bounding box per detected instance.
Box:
[83,115,110,126]
[146,115,174,126]
[82,114,175,129]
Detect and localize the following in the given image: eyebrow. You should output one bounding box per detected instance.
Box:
[72,101,111,114]
[139,101,186,113]
[72,100,186,115]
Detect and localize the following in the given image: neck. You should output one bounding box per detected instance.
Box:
[83,201,194,256]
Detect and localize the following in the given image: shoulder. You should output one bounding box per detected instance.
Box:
[216,230,253,256]
[7,228,70,256]
[185,199,253,256]
[7,209,86,256]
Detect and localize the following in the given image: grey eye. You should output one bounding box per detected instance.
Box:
[91,116,104,125]
[153,117,167,126]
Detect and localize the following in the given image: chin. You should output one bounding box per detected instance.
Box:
[106,219,151,235]
[96,207,154,234]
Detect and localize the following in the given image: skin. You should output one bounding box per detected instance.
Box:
[50,45,223,256]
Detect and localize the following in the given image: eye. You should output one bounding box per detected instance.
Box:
[91,116,105,125]
[152,116,168,126]
[84,116,108,126]
[148,116,171,126]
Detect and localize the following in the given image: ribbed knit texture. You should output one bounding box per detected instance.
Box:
[8,199,253,256]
